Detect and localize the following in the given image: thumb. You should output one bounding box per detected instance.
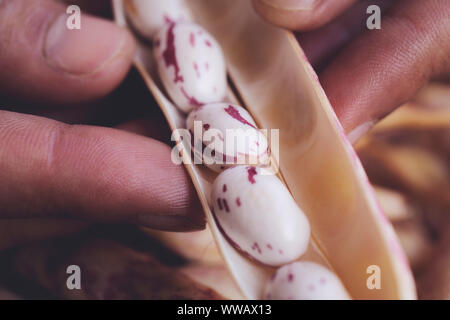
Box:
[0,0,135,105]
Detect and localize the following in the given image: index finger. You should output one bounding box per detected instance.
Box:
[0,110,204,231]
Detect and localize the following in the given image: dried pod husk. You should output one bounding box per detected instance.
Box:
[211,166,310,266]
[373,186,415,222]
[264,261,350,300]
[413,82,450,110]
[417,221,450,299]
[373,186,433,272]
[124,0,192,39]
[358,141,450,208]
[113,0,416,299]
[367,103,450,132]
[393,219,434,273]
[357,109,450,239]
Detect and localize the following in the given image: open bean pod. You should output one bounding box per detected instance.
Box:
[113,0,416,299]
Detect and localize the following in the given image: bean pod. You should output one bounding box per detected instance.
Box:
[114,0,416,300]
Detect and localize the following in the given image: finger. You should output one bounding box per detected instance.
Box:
[116,117,172,143]
[319,0,450,143]
[19,68,161,125]
[252,0,357,31]
[0,0,135,105]
[0,110,204,232]
[296,0,393,69]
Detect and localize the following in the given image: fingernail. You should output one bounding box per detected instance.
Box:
[347,121,375,145]
[260,0,319,10]
[44,13,130,75]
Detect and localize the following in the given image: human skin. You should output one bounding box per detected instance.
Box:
[0,0,203,232]
[0,0,448,233]
[253,0,450,142]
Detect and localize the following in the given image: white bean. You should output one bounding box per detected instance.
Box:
[264,261,350,300]
[154,22,227,113]
[125,0,191,38]
[187,103,269,172]
[211,166,310,266]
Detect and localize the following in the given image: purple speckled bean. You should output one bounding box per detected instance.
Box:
[125,0,191,39]
[211,166,310,266]
[186,103,269,172]
[154,22,227,113]
[264,261,350,300]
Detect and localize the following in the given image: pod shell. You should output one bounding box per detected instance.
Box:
[186,103,269,172]
[211,166,310,266]
[264,261,351,300]
[154,22,227,113]
[125,0,191,38]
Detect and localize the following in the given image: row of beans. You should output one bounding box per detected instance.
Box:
[126,0,349,300]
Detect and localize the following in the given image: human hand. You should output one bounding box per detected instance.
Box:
[253,0,450,142]
[0,0,204,231]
